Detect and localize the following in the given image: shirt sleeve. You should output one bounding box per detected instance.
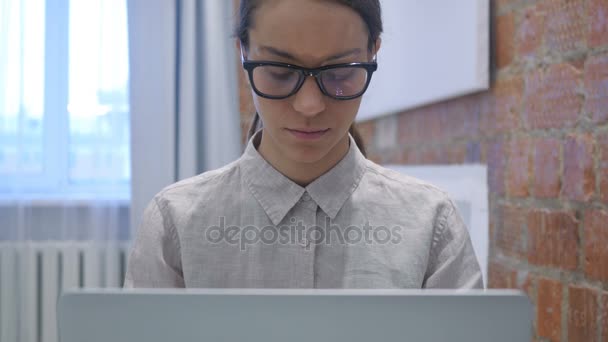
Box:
[123,196,185,288]
[423,199,484,289]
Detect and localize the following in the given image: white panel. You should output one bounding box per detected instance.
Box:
[201,0,241,170]
[18,245,37,342]
[61,245,79,291]
[357,0,489,121]
[41,246,59,342]
[177,0,198,180]
[0,245,18,342]
[127,0,177,234]
[83,244,101,288]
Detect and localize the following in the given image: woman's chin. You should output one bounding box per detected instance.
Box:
[281,133,349,166]
[283,146,330,165]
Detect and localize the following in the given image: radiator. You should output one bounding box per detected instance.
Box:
[0,242,130,342]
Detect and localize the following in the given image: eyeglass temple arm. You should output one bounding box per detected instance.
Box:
[240,44,248,63]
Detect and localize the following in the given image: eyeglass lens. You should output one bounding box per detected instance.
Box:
[252,65,369,98]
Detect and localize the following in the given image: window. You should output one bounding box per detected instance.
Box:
[0,0,131,200]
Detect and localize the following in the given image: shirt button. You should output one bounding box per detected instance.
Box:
[302,193,311,201]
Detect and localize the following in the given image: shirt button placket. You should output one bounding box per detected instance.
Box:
[296,192,316,287]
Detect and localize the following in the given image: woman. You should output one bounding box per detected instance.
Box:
[125,0,483,289]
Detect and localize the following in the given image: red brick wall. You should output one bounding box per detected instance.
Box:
[237,1,608,340]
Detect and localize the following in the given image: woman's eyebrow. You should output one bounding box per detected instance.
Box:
[259,46,363,64]
[325,48,363,62]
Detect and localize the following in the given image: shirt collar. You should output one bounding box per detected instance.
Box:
[240,130,367,225]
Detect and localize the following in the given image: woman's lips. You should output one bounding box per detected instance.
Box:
[286,128,330,140]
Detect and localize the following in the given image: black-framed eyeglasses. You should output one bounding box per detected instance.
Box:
[241,52,377,101]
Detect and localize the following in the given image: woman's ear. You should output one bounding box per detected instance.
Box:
[373,38,382,57]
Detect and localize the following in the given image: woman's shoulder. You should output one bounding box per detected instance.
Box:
[361,159,453,207]
[154,158,242,204]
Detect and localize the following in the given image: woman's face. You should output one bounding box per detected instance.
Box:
[245,0,377,164]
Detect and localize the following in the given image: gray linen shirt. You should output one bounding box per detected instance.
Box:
[124,131,483,289]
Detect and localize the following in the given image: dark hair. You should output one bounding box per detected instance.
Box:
[237,0,383,157]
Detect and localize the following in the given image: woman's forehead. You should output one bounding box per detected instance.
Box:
[248,0,369,62]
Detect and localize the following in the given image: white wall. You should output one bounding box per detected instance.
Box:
[358,0,489,121]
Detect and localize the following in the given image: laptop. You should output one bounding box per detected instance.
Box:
[57,288,532,342]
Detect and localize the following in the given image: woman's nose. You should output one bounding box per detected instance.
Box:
[292,76,326,117]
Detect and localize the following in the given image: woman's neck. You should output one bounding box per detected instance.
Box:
[256,132,350,187]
